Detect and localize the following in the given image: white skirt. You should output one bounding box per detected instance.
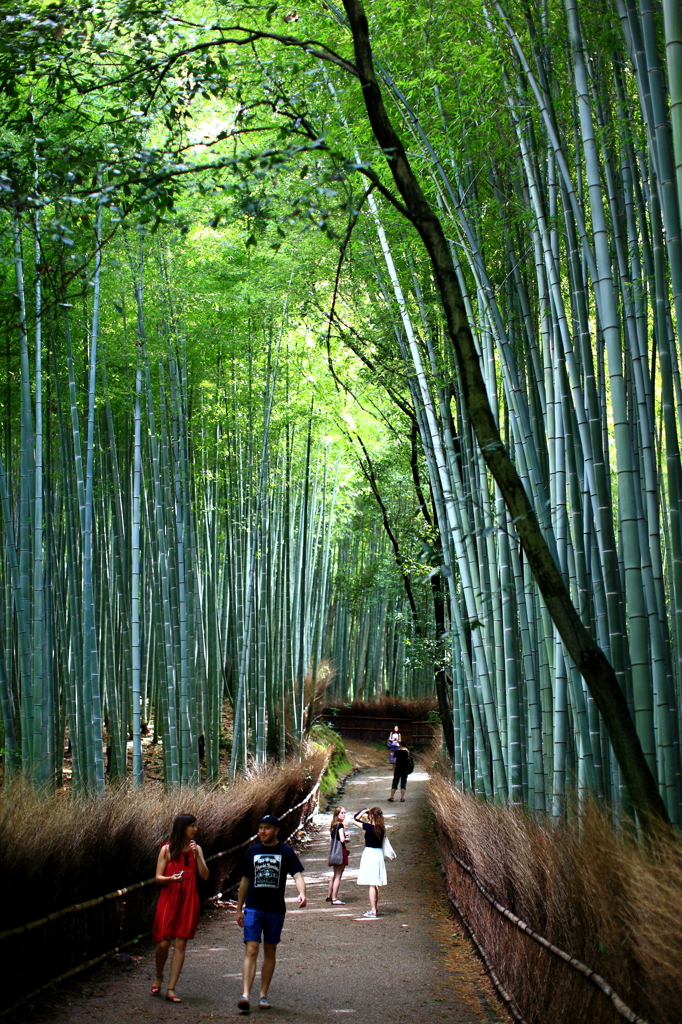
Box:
[356,847,387,886]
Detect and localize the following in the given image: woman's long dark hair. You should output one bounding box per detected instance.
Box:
[369,807,385,841]
[168,814,196,860]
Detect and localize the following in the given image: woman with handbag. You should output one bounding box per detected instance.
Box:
[387,725,401,765]
[326,807,350,905]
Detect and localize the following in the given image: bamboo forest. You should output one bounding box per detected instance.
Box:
[1,0,682,833]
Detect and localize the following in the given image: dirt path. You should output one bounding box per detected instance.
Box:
[19,749,509,1024]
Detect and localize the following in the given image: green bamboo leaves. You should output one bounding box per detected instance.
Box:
[338,0,682,822]
[2,216,424,789]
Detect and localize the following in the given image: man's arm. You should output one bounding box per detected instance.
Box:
[236,875,249,926]
[293,871,306,908]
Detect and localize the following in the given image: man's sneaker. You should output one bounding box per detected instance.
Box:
[363,910,377,918]
[258,997,271,1009]
[237,997,250,1012]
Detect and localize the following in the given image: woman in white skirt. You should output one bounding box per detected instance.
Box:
[352,807,387,917]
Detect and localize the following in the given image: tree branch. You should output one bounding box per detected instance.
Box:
[352,431,423,635]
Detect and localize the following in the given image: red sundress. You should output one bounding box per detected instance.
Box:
[152,845,200,941]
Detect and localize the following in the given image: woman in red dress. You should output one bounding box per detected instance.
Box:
[151,813,209,1003]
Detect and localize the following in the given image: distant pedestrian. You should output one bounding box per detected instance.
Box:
[387,725,401,765]
[352,806,388,917]
[151,813,209,1003]
[388,740,411,802]
[236,814,306,1013]
[326,807,350,905]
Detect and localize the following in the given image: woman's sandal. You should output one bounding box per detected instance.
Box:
[150,984,162,996]
[166,993,182,1003]
[331,899,346,905]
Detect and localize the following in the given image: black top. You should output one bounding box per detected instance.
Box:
[240,841,304,913]
[394,748,410,772]
[330,824,345,844]
[362,822,383,849]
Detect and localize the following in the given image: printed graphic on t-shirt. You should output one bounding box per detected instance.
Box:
[253,853,282,888]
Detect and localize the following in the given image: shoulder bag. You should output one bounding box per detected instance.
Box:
[382,835,397,860]
[329,826,345,866]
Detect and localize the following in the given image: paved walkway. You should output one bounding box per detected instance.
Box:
[21,757,508,1024]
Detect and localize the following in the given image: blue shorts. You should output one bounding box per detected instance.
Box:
[243,907,286,945]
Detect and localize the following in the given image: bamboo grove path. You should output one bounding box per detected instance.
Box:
[19,750,510,1024]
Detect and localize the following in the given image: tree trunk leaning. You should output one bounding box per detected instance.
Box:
[341,0,669,829]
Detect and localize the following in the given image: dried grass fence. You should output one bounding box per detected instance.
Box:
[321,698,438,745]
[0,750,327,1012]
[428,775,682,1024]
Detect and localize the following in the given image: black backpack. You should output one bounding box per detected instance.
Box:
[406,751,415,775]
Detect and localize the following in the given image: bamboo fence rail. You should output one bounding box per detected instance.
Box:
[442,844,651,1024]
[446,847,647,1024]
[444,883,530,1024]
[0,772,323,1011]
[0,932,149,1020]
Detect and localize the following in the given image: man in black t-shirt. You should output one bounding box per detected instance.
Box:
[235,814,306,1013]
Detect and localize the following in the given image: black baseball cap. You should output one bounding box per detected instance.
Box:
[258,814,280,825]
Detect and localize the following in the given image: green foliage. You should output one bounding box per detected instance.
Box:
[309,721,353,799]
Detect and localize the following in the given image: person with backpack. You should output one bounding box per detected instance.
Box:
[387,740,413,802]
